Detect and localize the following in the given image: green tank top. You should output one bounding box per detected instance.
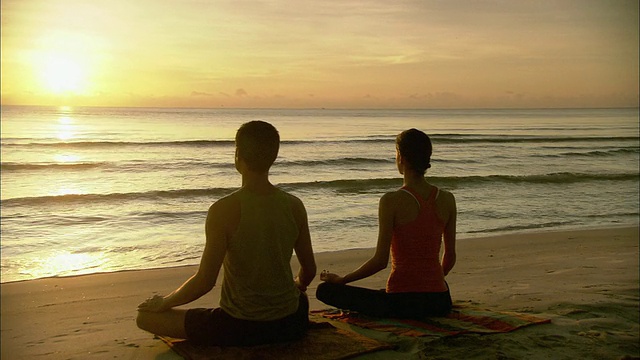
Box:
[220,188,300,320]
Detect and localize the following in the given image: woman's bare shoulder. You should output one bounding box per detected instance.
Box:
[435,188,456,210]
[379,189,410,208]
[437,188,455,200]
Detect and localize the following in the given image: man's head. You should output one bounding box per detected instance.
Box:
[395,128,432,176]
[235,121,280,173]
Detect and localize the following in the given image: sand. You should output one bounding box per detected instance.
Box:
[1,225,638,359]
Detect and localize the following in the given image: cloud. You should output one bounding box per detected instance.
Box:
[2,0,636,109]
[190,91,213,97]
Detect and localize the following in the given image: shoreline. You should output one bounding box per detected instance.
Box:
[2,222,637,285]
[2,225,638,359]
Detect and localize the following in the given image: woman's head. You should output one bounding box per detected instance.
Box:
[395,128,432,176]
[235,121,280,173]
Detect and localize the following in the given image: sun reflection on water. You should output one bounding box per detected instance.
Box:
[53,153,81,163]
[58,116,73,124]
[56,116,75,141]
[53,185,82,196]
[34,252,106,278]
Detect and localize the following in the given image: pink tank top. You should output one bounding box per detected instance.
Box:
[386,186,447,293]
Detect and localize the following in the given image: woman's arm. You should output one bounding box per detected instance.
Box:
[138,202,228,312]
[321,193,395,284]
[441,191,457,276]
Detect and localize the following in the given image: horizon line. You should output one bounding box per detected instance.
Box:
[2,104,639,112]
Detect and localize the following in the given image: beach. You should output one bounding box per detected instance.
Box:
[1,225,638,359]
[2,1,638,358]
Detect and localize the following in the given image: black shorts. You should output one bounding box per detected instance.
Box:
[316,282,452,319]
[184,293,309,346]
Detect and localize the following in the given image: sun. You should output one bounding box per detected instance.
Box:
[39,53,87,94]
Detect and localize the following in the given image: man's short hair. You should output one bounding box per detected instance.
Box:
[235,121,280,173]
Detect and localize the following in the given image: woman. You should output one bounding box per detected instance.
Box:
[316,128,456,319]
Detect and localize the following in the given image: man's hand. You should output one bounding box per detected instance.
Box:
[294,276,308,292]
[137,295,168,313]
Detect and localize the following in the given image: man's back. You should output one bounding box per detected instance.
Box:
[217,188,301,320]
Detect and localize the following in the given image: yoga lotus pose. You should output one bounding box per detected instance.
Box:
[317,128,456,319]
[137,121,317,346]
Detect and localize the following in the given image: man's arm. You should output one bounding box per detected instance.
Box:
[139,201,228,312]
[291,196,316,292]
[441,191,457,276]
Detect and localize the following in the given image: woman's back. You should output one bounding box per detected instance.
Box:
[387,185,448,293]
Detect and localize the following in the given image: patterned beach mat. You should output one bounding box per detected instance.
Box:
[312,305,551,338]
[159,321,394,360]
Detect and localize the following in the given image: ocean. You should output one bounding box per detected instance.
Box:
[1,106,638,283]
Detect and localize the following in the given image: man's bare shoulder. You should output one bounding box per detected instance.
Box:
[282,190,305,211]
[208,191,241,216]
[280,190,309,229]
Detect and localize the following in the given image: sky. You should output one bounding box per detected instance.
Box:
[1,0,638,109]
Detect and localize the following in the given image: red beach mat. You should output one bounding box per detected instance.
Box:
[159,321,394,360]
[312,305,551,338]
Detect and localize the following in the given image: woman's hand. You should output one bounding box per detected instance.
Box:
[320,270,345,284]
[137,294,169,313]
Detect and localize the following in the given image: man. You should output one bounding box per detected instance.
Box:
[137,120,317,346]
